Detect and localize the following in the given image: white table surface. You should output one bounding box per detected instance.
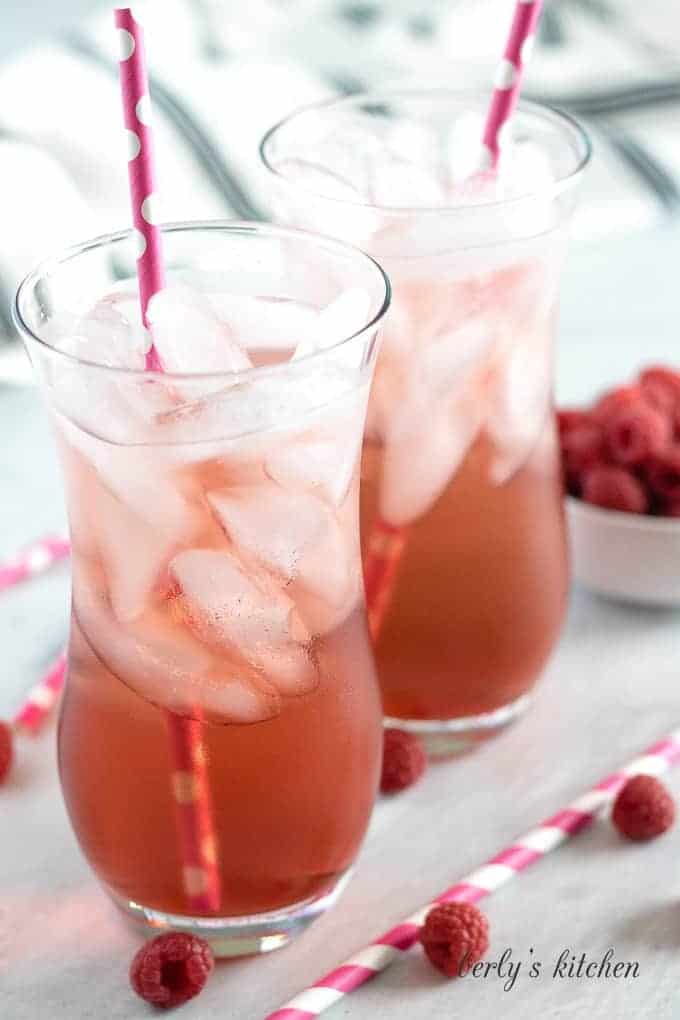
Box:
[2,221,680,1019]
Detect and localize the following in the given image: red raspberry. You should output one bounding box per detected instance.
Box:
[419,902,489,977]
[561,424,605,480]
[581,466,648,514]
[0,721,13,784]
[603,404,670,467]
[612,775,675,841]
[380,728,427,793]
[557,408,591,438]
[646,447,680,502]
[130,933,214,1009]
[639,366,680,414]
[592,385,644,425]
[663,496,680,518]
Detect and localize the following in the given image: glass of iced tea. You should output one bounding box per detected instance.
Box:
[262,90,591,754]
[14,222,390,954]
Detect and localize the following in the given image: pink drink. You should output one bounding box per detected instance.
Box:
[15,223,390,953]
[262,91,590,751]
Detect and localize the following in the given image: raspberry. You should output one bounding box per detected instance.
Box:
[639,366,680,414]
[380,728,426,793]
[603,405,670,467]
[581,466,648,514]
[0,721,13,784]
[663,496,680,518]
[419,902,489,977]
[557,409,591,438]
[592,385,644,425]
[130,933,214,1009]
[612,775,675,841]
[646,447,680,502]
[561,424,605,485]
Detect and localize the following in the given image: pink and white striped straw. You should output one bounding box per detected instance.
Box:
[0,536,70,733]
[266,728,680,1020]
[115,6,164,370]
[480,0,544,169]
[14,650,68,734]
[0,535,70,593]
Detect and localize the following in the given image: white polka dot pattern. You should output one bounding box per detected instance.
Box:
[494,58,517,90]
[135,94,152,125]
[141,192,160,224]
[125,128,141,161]
[117,27,135,60]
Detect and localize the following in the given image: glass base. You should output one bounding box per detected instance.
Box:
[385,691,533,757]
[109,868,353,958]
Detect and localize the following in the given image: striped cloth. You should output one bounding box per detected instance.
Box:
[1,0,679,372]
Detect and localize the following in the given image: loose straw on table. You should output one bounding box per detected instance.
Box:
[115,7,221,913]
[363,0,545,637]
[266,727,680,1019]
[0,535,69,733]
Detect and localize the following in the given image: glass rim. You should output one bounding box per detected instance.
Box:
[13,219,391,382]
[259,88,592,216]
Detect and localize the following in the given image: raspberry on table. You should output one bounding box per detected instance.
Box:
[646,447,680,503]
[419,902,489,977]
[130,932,215,1009]
[612,775,675,841]
[603,404,670,467]
[581,466,648,514]
[380,728,427,793]
[0,721,13,784]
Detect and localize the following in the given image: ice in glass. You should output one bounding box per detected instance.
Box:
[14,223,390,952]
[262,91,590,751]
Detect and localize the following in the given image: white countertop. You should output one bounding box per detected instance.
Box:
[2,221,680,1019]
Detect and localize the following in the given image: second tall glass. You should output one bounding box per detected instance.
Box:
[262,90,591,752]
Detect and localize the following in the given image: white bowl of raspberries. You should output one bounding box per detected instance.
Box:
[560,365,680,606]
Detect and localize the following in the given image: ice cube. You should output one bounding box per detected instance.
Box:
[146,284,252,374]
[209,294,318,354]
[275,158,363,203]
[293,288,372,362]
[89,475,180,623]
[386,121,440,169]
[422,319,496,396]
[487,331,552,485]
[154,352,360,448]
[170,548,318,696]
[207,484,351,606]
[370,157,445,208]
[264,418,362,508]
[379,381,484,525]
[73,572,279,724]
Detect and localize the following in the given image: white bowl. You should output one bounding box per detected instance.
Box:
[566,496,680,606]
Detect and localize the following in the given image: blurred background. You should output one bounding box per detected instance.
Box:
[1,0,679,384]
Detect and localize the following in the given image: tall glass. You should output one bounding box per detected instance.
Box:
[14,222,390,954]
[261,90,591,753]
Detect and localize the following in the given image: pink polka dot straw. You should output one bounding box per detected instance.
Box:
[115,6,164,370]
[114,7,221,912]
[265,729,680,1019]
[481,0,544,169]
